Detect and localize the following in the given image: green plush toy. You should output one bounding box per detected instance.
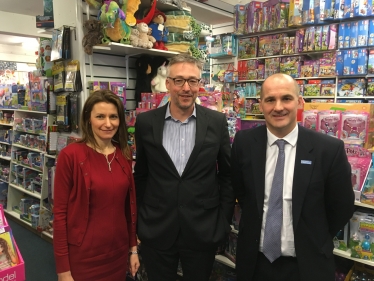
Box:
[98,0,131,44]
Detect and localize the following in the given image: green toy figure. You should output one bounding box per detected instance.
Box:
[98,0,131,44]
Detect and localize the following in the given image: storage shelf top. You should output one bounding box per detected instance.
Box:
[93,43,180,58]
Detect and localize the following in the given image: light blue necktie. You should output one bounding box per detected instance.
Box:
[263,139,286,263]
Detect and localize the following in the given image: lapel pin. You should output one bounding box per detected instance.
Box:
[301,160,312,165]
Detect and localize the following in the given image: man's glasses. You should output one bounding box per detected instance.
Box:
[167,77,201,88]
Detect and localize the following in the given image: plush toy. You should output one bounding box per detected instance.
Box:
[82,19,103,55]
[149,10,169,50]
[98,0,131,44]
[129,28,140,47]
[137,23,156,49]
[135,56,153,103]
[122,0,141,26]
[151,62,168,93]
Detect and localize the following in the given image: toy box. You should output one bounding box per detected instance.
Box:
[343,0,352,18]
[246,1,263,33]
[320,79,336,96]
[350,49,359,75]
[350,21,359,48]
[367,78,374,96]
[288,0,303,26]
[358,20,369,47]
[369,19,374,46]
[334,0,344,19]
[337,78,366,97]
[344,22,351,48]
[302,0,314,24]
[237,37,258,59]
[314,26,323,51]
[110,82,126,108]
[233,4,246,35]
[338,22,345,49]
[343,50,351,76]
[295,28,305,53]
[368,49,374,74]
[357,48,368,75]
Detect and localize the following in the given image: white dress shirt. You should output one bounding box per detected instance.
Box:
[259,125,298,257]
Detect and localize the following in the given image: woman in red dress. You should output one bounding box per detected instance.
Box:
[53,90,139,281]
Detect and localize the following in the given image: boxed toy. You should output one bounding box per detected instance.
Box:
[358,19,369,47]
[320,79,336,96]
[288,0,303,26]
[337,78,366,97]
[344,22,351,48]
[338,23,345,49]
[350,49,359,75]
[343,50,351,76]
[369,19,374,46]
[350,21,359,48]
[368,49,374,74]
[233,5,246,35]
[237,37,258,59]
[246,1,263,33]
[357,48,368,75]
[367,78,374,95]
[343,0,352,18]
[304,80,321,96]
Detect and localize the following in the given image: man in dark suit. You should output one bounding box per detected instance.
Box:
[134,54,234,281]
[231,73,354,281]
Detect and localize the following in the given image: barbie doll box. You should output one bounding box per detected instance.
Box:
[0,217,25,280]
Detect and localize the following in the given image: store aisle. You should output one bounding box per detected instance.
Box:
[7,217,56,281]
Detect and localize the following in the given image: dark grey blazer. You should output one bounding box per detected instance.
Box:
[134,103,235,251]
[231,125,354,281]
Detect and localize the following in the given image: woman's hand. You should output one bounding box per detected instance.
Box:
[129,254,140,277]
[57,271,74,281]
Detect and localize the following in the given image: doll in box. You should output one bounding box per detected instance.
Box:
[0,236,18,269]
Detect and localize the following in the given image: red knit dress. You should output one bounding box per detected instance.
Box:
[68,148,129,281]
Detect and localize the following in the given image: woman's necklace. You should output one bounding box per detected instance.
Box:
[104,147,116,172]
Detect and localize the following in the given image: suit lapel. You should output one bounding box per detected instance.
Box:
[292,126,315,229]
[182,105,208,177]
[254,127,268,216]
[152,104,180,177]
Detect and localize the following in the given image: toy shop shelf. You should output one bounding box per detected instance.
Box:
[335,96,366,99]
[0,179,8,184]
[333,248,374,266]
[295,76,337,80]
[239,79,264,83]
[245,113,264,116]
[0,156,11,161]
[15,109,46,114]
[354,201,374,209]
[44,154,56,159]
[12,144,45,154]
[11,161,43,174]
[93,43,179,58]
[0,141,11,146]
[0,123,13,127]
[237,28,299,39]
[42,231,53,239]
[238,50,335,61]
[215,254,235,268]
[209,53,236,59]
[9,183,41,200]
[302,96,335,99]
[15,129,46,137]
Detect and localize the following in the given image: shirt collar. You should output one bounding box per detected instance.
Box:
[267,124,298,147]
[165,102,197,121]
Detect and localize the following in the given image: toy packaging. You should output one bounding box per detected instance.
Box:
[233,5,246,35]
[302,110,318,130]
[358,19,369,47]
[246,1,263,33]
[288,0,303,26]
[238,37,258,59]
[320,79,336,96]
[337,78,366,97]
[344,22,351,48]
[368,49,374,74]
[340,112,369,144]
[369,19,374,46]
[316,110,341,138]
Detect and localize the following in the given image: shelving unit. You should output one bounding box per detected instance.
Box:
[0,109,56,236]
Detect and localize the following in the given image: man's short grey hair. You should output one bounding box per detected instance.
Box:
[166,54,202,76]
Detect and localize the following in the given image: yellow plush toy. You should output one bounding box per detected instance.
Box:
[122,0,141,26]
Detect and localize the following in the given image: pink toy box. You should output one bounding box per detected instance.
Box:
[0,206,25,281]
